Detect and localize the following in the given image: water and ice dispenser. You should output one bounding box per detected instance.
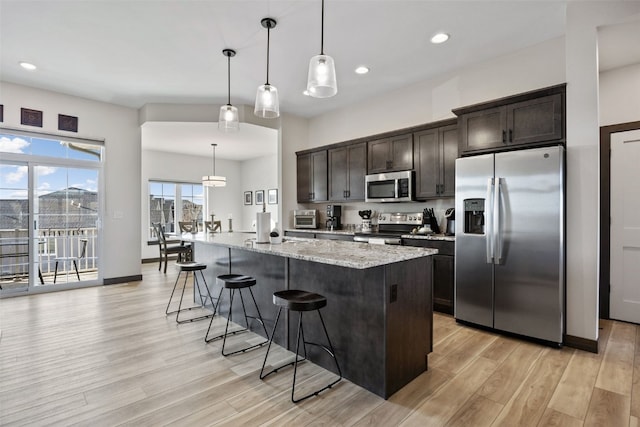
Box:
[464,199,485,234]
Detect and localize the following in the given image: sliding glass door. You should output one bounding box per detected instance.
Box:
[0,130,103,295]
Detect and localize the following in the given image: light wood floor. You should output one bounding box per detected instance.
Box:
[1,263,638,426]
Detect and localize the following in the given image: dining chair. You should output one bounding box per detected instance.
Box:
[54,238,88,283]
[205,220,222,233]
[178,221,197,233]
[152,223,192,274]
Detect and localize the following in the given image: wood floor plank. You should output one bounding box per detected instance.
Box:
[491,347,573,427]
[443,394,503,427]
[595,321,636,396]
[584,387,631,427]
[431,330,497,375]
[477,341,544,404]
[546,346,602,420]
[479,335,521,364]
[0,263,637,427]
[537,407,583,427]
[351,368,452,426]
[398,356,499,426]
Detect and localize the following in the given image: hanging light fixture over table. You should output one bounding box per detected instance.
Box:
[307,0,337,98]
[219,49,239,132]
[203,143,226,187]
[255,18,280,118]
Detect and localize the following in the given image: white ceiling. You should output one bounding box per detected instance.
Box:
[1,1,638,159]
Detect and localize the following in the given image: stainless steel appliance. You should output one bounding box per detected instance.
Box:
[444,208,455,236]
[353,212,423,245]
[365,170,414,203]
[326,205,342,230]
[455,145,565,344]
[293,209,318,229]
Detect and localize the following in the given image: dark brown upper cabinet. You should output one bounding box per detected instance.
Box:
[328,142,367,201]
[414,123,458,199]
[296,150,328,203]
[367,133,413,173]
[454,85,565,155]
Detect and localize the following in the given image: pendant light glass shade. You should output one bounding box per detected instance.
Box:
[218,105,239,132]
[255,18,280,119]
[307,54,337,98]
[218,49,239,133]
[307,0,337,98]
[203,143,227,187]
[255,84,279,118]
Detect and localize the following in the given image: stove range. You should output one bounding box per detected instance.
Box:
[354,212,424,245]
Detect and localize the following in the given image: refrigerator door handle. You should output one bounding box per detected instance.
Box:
[494,177,503,264]
[486,177,494,264]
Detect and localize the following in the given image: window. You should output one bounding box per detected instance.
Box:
[149,181,203,238]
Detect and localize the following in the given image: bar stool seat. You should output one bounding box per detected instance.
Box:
[260,289,342,403]
[204,273,269,356]
[165,262,215,324]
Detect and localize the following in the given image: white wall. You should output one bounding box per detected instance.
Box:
[140,149,242,260]
[599,63,640,126]
[307,37,566,147]
[240,154,278,231]
[0,81,141,281]
[564,1,640,341]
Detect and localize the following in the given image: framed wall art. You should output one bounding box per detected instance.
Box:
[21,108,43,127]
[58,114,78,132]
[255,190,264,205]
[268,188,278,204]
[244,191,252,205]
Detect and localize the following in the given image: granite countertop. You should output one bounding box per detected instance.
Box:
[401,233,456,242]
[181,232,437,269]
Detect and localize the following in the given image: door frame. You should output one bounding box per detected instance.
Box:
[599,120,640,319]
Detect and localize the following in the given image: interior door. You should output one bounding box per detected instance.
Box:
[610,129,640,323]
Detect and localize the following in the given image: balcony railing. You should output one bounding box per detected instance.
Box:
[0,227,98,284]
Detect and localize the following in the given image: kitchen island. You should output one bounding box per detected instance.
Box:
[182,232,437,399]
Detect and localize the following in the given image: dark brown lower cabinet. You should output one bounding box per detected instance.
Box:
[402,238,454,315]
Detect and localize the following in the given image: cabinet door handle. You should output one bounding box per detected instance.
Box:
[502,130,506,143]
[347,190,350,198]
[509,129,513,142]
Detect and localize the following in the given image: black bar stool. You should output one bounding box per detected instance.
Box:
[260,289,342,403]
[204,274,269,356]
[165,262,215,324]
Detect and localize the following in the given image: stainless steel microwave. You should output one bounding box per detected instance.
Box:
[365,170,414,203]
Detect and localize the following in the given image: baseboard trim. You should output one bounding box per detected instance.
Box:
[103,275,143,286]
[564,334,598,353]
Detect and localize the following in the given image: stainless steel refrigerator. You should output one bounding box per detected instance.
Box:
[454,145,564,344]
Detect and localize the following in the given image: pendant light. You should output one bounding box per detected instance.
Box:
[202,143,226,187]
[254,18,279,118]
[218,49,239,132]
[307,0,337,98]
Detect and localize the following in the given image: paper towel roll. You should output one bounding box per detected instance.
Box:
[256,212,271,243]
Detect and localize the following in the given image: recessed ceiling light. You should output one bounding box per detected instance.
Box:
[19,61,37,71]
[430,33,450,44]
[355,66,369,75]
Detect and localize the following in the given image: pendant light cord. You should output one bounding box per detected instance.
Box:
[226,55,231,106]
[266,25,271,85]
[320,0,325,55]
[210,143,219,176]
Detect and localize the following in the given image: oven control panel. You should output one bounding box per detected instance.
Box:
[378,212,423,225]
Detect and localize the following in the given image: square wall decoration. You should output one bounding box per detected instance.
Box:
[21,108,43,127]
[58,114,78,132]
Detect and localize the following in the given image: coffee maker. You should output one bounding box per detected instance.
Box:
[326,205,342,230]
